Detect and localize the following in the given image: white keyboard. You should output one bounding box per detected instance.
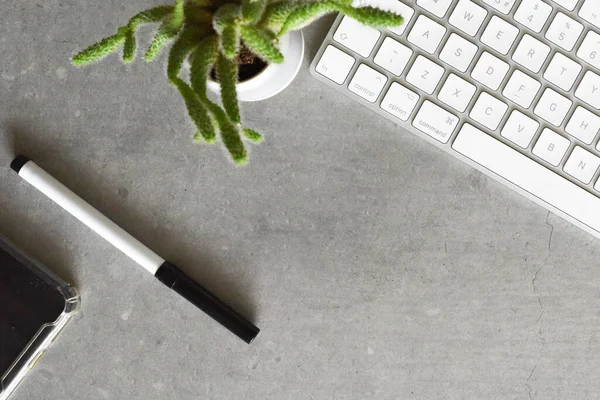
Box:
[310,0,600,238]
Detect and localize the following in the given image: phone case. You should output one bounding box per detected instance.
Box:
[0,235,80,400]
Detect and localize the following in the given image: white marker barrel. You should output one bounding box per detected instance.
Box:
[12,156,165,274]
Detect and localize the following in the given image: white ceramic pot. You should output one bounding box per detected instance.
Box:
[207,31,305,102]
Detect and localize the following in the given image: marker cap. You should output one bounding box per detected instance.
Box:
[155,262,260,344]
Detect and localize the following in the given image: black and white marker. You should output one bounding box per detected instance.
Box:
[10,155,259,344]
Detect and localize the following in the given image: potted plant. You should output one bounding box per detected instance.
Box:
[72,0,403,165]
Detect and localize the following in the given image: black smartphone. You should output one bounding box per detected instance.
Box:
[0,235,79,399]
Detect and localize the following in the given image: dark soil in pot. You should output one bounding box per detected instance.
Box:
[211,45,268,82]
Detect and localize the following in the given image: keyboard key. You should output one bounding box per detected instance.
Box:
[502,70,541,108]
[567,106,600,145]
[439,33,478,72]
[348,64,387,103]
[408,15,447,54]
[575,71,600,110]
[449,0,487,37]
[412,100,459,143]
[374,37,413,76]
[545,12,584,51]
[480,16,519,55]
[453,124,600,235]
[353,0,414,35]
[577,31,600,70]
[417,0,453,17]
[514,0,552,33]
[470,92,508,130]
[543,53,582,91]
[437,73,477,112]
[551,0,578,11]
[512,34,551,73]
[405,55,445,94]
[316,46,355,84]
[471,52,509,90]
[580,0,600,29]
[334,16,381,57]
[501,110,540,148]
[483,0,517,14]
[534,88,573,127]
[380,83,419,121]
[533,128,570,166]
[564,147,600,184]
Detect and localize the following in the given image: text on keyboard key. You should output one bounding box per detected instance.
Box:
[373,37,413,76]
[512,34,551,73]
[438,74,477,112]
[501,110,540,148]
[453,124,600,235]
[407,15,447,54]
[483,0,517,14]
[405,55,445,94]
[480,16,519,55]
[514,0,552,33]
[575,71,600,110]
[439,33,478,72]
[545,12,584,51]
[576,30,600,70]
[470,92,508,131]
[534,88,573,127]
[532,128,570,166]
[334,16,381,57]
[564,146,600,184]
[566,106,600,145]
[316,46,356,84]
[449,0,487,37]
[380,83,420,121]
[412,101,459,143]
[348,64,387,103]
[579,0,600,29]
[502,70,541,108]
[543,53,582,91]
[471,51,509,90]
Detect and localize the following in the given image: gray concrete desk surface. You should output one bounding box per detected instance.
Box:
[1,1,600,399]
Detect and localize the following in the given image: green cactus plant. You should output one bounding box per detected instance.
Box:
[72,0,403,165]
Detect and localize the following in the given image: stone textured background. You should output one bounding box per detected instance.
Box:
[2,1,600,399]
